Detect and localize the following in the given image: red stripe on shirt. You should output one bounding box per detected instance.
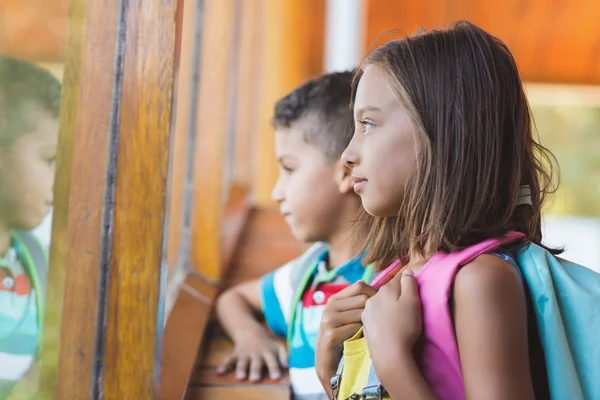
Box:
[301,283,349,307]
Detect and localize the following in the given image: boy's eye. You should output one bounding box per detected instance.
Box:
[45,156,56,165]
[359,120,375,133]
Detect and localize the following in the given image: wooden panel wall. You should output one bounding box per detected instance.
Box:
[253,0,326,205]
[38,0,81,392]
[0,0,69,62]
[101,0,178,396]
[232,0,260,186]
[189,0,238,282]
[166,0,196,284]
[364,0,600,85]
[49,0,179,397]
[54,0,122,395]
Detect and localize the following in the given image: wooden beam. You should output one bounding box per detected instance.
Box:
[52,0,179,397]
[232,0,260,187]
[160,184,251,399]
[101,0,178,396]
[363,0,600,85]
[54,0,123,396]
[38,0,84,393]
[159,274,217,400]
[167,0,198,284]
[190,0,237,282]
[220,184,252,278]
[187,386,290,400]
[253,0,326,206]
[0,0,69,62]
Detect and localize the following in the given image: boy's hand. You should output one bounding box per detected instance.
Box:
[215,278,288,382]
[217,328,288,382]
[315,281,377,390]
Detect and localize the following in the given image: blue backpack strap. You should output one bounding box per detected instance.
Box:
[330,354,344,400]
[286,242,328,348]
[330,356,387,399]
[11,230,48,347]
[13,230,48,300]
[361,363,386,399]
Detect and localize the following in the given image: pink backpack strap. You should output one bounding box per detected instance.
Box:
[370,258,403,289]
[355,232,527,399]
[438,231,525,267]
[371,231,524,289]
[418,231,525,399]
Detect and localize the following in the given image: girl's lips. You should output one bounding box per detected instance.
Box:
[353,181,366,192]
[352,176,367,192]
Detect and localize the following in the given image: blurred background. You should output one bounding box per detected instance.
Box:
[7,0,597,268]
[0,0,598,398]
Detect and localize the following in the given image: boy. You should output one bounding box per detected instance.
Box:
[0,55,60,397]
[216,71,373,399]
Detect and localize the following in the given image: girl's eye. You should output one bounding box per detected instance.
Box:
[360,120,375,133]
[282,165,294,173]
[44,156,56,165]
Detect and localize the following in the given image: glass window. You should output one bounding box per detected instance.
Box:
[0,2,68,398]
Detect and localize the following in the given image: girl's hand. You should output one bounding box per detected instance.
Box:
[315,281,377,393]
[362,270,422,365]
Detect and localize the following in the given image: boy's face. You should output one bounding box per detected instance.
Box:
[0,108,58,230]
[271,120,352,243]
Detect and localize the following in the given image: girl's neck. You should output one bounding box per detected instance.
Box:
[405,257,428,275]
[327,230,362,269]
[326,198,364,270]
[406,248,431,274]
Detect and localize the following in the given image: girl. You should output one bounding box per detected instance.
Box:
[315,21,556,399]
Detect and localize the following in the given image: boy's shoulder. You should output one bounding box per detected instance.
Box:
[11,231,47,267]
[258,242,329,337]
[260,242,328,301]
[268,241,329,287]
[289,242,329,274]
[10,230,48,298]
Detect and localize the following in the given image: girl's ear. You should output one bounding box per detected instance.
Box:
[335,160,354,194]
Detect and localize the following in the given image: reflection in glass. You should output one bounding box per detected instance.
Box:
[0,55,60,399]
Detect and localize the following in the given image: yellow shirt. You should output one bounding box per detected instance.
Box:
[337,327,391,399]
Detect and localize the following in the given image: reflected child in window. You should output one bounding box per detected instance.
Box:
[0,55,60,398]
[215,72,377,400]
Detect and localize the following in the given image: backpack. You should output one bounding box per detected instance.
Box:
[280,242,375,349]
[11,230,48,336]
[331,232,600,400]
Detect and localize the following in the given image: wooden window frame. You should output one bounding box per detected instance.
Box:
[41,0,180,397]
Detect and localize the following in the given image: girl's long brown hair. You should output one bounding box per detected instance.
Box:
[354,21,560,269]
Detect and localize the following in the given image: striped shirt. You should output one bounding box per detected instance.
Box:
[0,246,38,398]
[260,243,374,399]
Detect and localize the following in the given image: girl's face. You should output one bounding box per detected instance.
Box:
[342,65,419,217]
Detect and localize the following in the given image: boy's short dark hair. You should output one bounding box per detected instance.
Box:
[272,71,354,162]
[0,55,62,146]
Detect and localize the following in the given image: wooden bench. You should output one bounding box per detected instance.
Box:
[187,325,290,399]
[161,205,304,399]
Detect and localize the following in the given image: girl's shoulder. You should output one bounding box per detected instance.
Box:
[454,252,524,303]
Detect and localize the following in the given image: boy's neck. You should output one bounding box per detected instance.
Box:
[0,224,10,256]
